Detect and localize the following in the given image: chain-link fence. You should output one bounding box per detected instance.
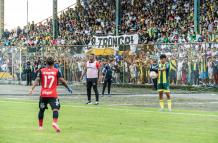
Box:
[0,42,217,86]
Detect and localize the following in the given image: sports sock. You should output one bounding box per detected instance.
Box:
[168,100,172,110]
[39,119,43,127]
[159,100,164,109]
[53,111,59,123]
[38,109,44,127]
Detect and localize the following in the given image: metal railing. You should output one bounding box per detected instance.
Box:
[0,42,217,86]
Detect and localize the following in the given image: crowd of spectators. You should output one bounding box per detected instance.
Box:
[0,0,218,47]
[0,0,218,86]
[9,43,216,86]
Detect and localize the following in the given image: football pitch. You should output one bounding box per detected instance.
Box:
[0,97,217,143]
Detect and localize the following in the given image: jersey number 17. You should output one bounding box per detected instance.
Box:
[44,75,55,88]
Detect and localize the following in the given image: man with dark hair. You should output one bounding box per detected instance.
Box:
[158,54,172,112]
[29,57,72,133]
[81,54,100,105]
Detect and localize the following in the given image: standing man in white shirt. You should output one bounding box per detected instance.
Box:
[81,54,100,105]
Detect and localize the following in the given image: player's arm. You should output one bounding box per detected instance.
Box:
[59,77,72,93]
[58,70,72,93]
[96,61,100,79]
[29,70,41,96]
[80,64,87,81]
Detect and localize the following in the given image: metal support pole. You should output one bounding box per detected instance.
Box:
[0,0,4,37]
[27,0,29,25]
[12,49,14,79]
[53,0,58,39]
[19,48,22,82]
[194,0,200,34]
[115,0,120,36]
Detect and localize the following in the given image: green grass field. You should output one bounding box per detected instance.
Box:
[0,99,218,143]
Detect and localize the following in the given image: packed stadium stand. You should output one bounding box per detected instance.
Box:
[0,0,218,86]
[0,0,217,46]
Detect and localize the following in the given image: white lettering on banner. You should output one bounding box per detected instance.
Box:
[89,34,139,52]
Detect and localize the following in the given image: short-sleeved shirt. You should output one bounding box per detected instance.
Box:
[37,67,62,98]
[158,63,170,84]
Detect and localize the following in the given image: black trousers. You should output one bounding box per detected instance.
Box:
[193,71,199,85]
[26,73,32,86]
[102,79,112,95]
[87,78,99,102]
[152,78,157,90]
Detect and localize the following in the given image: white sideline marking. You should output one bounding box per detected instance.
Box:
[0,100,217,118]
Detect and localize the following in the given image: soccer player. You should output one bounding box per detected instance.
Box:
[157,54,172,112]
[29,57,72,133]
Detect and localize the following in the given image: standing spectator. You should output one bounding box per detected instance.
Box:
[101,62,113,97]
[129,61,137,84]
[25,61,32,86]
[177,59,183,85]
[170,57,177,85]
[199,56,207,84]
[193,58,200,85]
[150,59,158,90]
[182,59,188,85]
[77,59,83,82]
[213,56,218,86]
[207,57,214,85]
[113,62,121,83]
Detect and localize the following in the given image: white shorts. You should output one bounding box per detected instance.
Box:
[177,71,182,80]
[208,70,213,80]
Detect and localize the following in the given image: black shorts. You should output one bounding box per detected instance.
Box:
[39,97,60,110]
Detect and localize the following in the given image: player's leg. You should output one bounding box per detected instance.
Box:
[102,80,107,96]
[49,98,61,133]
[158,83,164,111]
[38,109,45,129]
[215,72,218,85]
[26,73,30,86]
[159,91,164,111]
[166,92,172,112]
[108,79,112,96]
[92,78,99,105]
[86,79,92,104]
[164,83,172,112]
[153,78,158,90]
[38,97,48,130]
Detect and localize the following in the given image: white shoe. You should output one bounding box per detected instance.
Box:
[94,102,99,105]
[160,108,164,112]
[38,126,43,131]
[52,123,61,133]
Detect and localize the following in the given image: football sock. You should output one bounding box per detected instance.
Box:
[38,109,45,127]
[168,100,172,110]
[159,100,164,109]
[53,111,59,123]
